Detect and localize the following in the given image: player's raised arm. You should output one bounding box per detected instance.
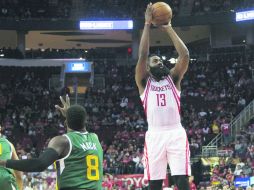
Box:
[135,3,152,95]
[10,144,23,190]
[55,95,70,118]
[0,95,71,172]
[160,24,189,90]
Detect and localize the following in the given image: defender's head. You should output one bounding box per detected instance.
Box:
[147,54,170,81]
[66,105,87,131]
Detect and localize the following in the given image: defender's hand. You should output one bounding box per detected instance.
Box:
[145,3,153,25]
[55,95,70,118]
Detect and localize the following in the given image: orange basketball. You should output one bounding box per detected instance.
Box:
[152,2,172,26]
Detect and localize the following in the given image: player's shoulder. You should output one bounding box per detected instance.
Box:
[49,135,70,147]
[2,138,14,147]
[0,136,8,141]
[89,132,98,137]
[89,133,100,140]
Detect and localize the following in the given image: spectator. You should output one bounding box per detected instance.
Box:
[221,119,230,145]
[234,164,243,176]
[211,120,220,135]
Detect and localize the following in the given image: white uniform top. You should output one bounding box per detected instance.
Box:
[140,75,181,131]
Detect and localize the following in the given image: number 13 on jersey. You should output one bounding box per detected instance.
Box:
[156,94,166,106]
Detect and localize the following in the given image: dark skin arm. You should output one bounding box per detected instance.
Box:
[0,136,69,172]
[0,96,71,172]
[10,143,23,190]
[47,135,70,158]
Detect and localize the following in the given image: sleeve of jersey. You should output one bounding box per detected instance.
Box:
[6,148,59,172]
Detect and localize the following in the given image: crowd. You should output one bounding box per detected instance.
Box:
[0,45,253,189]
[0,0,182,19]
[0,47,24,59]
[0,66,61,189]
[0,0,71,19]
[0,66,63,156]
[197,120,254,189]
[192,0,254,15]
[0,0,253,20]
[0,47,129,59]
[80,0,182,19]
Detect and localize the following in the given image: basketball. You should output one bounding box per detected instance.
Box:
[152,2,172,26]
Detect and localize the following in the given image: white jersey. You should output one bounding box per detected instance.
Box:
[140,75,181,131]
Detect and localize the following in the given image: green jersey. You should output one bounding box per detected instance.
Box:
[55,131,103,190]
[0,137,18,190]
[0,137,12,160]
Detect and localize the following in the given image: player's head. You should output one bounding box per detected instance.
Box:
[147,54,170,81]
[66,105,87,131]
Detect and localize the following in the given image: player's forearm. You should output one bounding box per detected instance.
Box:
[3,148,59,172]
[16,176,23,190]
[165,26,189,57]
[12,170,23,190]
[6,158,49,172]
[138,23,150,59]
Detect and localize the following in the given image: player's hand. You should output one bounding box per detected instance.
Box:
[159,22,172,31]
[55,95,70,118]
[145,3,153,25]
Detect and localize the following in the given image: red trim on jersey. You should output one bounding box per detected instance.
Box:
[166,77,181,113]
[144,106,147,118]
[172,91,181,113]
[143,79,151,117]
[144,141,151,180]
[167,76,180,100]
[142,78,151,105]
[166,76,180,101]
[185,137,189,175]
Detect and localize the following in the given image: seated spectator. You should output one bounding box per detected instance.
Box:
[211,120,220,135]
[234,164,243,177]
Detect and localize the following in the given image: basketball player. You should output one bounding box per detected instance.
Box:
[135,3,191,190]
[0,124,23,190]
[0,96,103,190]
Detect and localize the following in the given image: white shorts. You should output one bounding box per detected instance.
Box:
[143,127,191,180]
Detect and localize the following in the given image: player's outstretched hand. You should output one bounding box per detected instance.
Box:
[145,2,153,25]
[55,95,70,118]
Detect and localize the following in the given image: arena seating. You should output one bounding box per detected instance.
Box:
[81,0,182,18]
[198,119,254,189]
[0,0,71,19]
[0,0,181,19]
[0,45,253,189]
[192,0,254,15]
[0,0,253,21]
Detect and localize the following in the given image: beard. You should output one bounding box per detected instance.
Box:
[149,65,170,81]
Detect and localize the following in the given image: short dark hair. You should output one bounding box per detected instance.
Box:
[148,53,158,57]
[148,54,159,61]
[66,105,87,131]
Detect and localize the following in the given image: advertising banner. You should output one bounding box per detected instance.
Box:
[234,177,250,188]
[115,174,169,188]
